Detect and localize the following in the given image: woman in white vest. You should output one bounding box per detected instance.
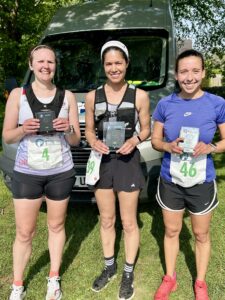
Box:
[152,49,225,300]
[3,45,80,300]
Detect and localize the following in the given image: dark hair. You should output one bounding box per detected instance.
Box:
[29,44,56,65]
[102,46,129,64]
[175,49,205,72]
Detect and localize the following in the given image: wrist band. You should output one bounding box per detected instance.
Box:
[137,135,142,143]
[209,143,217,152]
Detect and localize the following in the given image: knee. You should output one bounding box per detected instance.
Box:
[122,219,138,234]
[100,215,115,231]
[48,220,65,234]
[16,227,35,243]
[165,226,181,239]
[194,230,210,244]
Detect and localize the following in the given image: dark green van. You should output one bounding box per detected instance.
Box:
[0,0,176,202]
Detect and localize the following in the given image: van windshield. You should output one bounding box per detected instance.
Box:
[43,30,168,92]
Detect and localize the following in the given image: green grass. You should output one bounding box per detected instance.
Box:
[1,153,225,299]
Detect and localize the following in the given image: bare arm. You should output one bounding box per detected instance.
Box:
[2,88,39,144]
[53,90,81,146]
[117,88,150,155]
[151,120,183,154]
[193,123,225,156]
[85,90,109,154]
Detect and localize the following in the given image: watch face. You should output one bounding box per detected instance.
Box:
[35,110,56,133]
[69,125,75,133]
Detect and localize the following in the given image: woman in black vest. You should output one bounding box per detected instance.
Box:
[85,40,150,300]
[3,45,80,300]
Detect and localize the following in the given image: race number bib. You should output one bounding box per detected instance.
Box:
[85,150,102,186]
[27,135,63,170]
[170,153,207,187]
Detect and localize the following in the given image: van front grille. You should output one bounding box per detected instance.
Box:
[70,122,91,166]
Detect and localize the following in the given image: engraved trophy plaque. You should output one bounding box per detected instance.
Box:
[179,126,199,153]
[35,110,56,133]
[103,121,126,150]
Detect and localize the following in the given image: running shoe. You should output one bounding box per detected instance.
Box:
[9,284,26,300]
[92,264,117,292]
[154,272,177,300]
[118,271,134,300]
[194,279,209,300]
[46,276,62,300]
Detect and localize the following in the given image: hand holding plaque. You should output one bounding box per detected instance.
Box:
[35,110,56,133]
[178,126,199,153]
[103,121,126,150]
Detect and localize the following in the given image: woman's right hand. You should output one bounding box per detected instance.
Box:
[164,137,184,154]
[22,118,40,134]
[91,139,109,155]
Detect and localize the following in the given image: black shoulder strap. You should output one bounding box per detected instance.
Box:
[123,84,136,105]
[24,85,65,117]
[24,85,38,116]
[54,88,65,117]
[95,85,106,104]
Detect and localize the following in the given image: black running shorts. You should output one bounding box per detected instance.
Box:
[156,176,218,215]
[12,168,76,200]
[95,148,145,192]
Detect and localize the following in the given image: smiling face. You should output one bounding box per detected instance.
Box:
[103,49,129,84]
[29,48,56,83]
[175,55,205,99]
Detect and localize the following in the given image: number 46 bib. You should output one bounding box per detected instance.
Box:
[170,153,207,187]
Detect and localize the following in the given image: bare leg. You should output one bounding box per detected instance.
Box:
[94,189,116,258]
[13,198,43,281]
[191,212,212,281]
[162,209,184,276]
[46,197,69,273]
[118,190,139,264]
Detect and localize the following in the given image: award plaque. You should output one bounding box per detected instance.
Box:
[35,110,56,133]
[103,121,126,149]
[178,126,199,153]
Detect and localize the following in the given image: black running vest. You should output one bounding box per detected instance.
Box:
[24,85,65,117]
[94,84,137,140]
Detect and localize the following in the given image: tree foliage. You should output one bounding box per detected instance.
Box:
[0,0,224,87]
[172,0,225,78]
[0,0,80,86]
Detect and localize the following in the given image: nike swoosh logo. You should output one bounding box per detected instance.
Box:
[184,112,192,117]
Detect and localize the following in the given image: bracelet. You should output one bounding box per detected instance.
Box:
[137,135,142,143]
[209,143,217,152]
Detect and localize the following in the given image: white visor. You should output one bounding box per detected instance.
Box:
[100,40,129,60]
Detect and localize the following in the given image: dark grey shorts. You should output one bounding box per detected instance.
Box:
[12,168,76,200]
[95,148,145,192]
[156,177,218,215]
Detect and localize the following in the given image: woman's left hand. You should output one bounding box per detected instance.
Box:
[53,118,70,132]
[116,138,137,155]
[193,141,214,157]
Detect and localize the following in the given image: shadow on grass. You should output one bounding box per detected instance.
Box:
[138,197,196,281]
[24,201,125,287]
[24,202,99,287]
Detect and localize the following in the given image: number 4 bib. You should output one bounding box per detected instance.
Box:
[27,135,63,170]
[170,153,207,187]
